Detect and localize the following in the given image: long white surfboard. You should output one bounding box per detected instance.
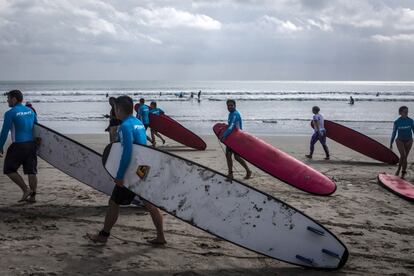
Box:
[33,123,141,204]
[103,142,348,269]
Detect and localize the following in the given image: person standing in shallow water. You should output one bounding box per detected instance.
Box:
[390,106,414,179]
[306,106,330,160]
[0,90,38,203]
[221,99,252,180]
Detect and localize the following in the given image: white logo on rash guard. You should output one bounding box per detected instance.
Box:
[16,111,32,116]
[134,125,144,130]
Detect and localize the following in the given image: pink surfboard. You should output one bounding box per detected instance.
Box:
[378,173,414,202]
[213,123,336,196]
[311,120,398,164]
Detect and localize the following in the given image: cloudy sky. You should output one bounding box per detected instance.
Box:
[0,0,413,80]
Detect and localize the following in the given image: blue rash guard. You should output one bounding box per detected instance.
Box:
[149,108,164,116]
[390,116,414,144]
[137,104,150,125]
[223,110,242,139]
[116,115,147,180]
[0,103,37,151]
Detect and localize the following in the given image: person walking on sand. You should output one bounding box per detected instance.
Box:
[87,96,166,245]
[390,106,414,179]
[306,106,330,160]
[149,101,166,147]
[221,99,251,180]
[104,97,122,143]
[135,98,151,142]
[0,90,38,203]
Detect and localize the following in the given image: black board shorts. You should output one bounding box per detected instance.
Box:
[110,185,136,205]
[144,124,149,130]
[4,142,37,175]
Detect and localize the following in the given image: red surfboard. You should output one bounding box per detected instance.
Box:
[378,173,414,202]
[134,103,206,150]
[213,123,336,196]
[311,120,399,164]
[149,114,206,150]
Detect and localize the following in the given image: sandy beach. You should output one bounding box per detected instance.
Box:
[0,134,413,276]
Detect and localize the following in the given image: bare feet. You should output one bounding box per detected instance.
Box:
[244,170,252,179]
[147,238,167,245]
[401,171,407,179]
[162,139,166,145]
[305,155,312,159]
[26,192,36,203]
[395,169,400,176]
[18,189,32,202]
[86,233,108,244]
[225,172,233,182]
[324,156,330,160]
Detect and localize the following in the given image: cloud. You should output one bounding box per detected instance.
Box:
[372,33,414,43]
[133,7,221,30]
[259,15,302,33]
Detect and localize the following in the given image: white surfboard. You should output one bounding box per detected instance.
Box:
[103,142,348,269]
[33,123,141,204]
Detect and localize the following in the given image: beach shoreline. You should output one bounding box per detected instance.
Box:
[0,134,413,275]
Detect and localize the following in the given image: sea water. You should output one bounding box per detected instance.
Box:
[0,80,413,136]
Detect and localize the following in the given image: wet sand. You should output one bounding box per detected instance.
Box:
[0,134,413,275]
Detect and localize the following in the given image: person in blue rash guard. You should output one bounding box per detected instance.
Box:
[390,106,414,179]
[135,98,152,143]
[0,90,38,203]
[149,101,166,147]
[221,99,251,180]
[87,96,166,245]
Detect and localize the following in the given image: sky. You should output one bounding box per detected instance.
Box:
[0,0,414,81]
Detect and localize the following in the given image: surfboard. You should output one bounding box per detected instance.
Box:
[378,173,414,202]
[213,123,336,196]
[103,142,348,269]
[311,120,398,164]
[33,123,141,204]
[149,113,206,150]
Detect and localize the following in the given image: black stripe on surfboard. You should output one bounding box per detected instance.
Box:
[102,142,349,270]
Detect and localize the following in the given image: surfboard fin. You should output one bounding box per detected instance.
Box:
[307,226,325,236]
[322,249,340,259]
[296,255,314,265]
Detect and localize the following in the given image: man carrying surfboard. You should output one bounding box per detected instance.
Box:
[306,106,330,160]
[0,90,38,203]
[87,96,166,245]
[390,106,414,179]
[149,101,166,147]
[222,99,252,180]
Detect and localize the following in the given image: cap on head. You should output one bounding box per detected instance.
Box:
[150,101,157,107]
[7,90,23,102]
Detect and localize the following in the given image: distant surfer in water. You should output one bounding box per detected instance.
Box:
[0,90,38,203]
[390,106,414,179]
[222,99,252,180]
[306,106,330,160]
[135,98,152,143]
[104,97,121,143]
[149,101,166,147]
[87,96,166,245]
[349,96,354,105]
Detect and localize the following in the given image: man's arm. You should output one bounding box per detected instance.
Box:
[116,125,133,182]
[222,115,236,139]
[390,122,397,148]
[0,112,12,153]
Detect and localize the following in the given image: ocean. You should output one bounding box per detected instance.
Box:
[0,80,413,136]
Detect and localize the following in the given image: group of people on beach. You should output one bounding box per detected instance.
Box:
[1,89,413,246]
